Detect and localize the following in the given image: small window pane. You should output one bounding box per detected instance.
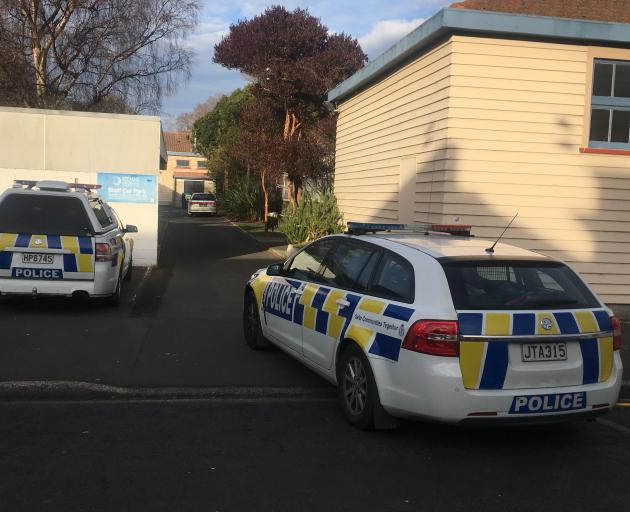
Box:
[320,242,378,291]
[356,251,381,292]
[371,254,414,302]
[286,239,335,282]
[90,199,113,228]
[197,160,208,169]
[176,159,190,167]
[589,109,610,142]
[611,109,630,143]
[614,64,630,98]
[593,62,613,96]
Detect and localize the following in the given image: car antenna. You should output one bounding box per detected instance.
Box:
[485,213,518,254]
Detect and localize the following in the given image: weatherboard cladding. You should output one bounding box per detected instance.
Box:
[333,28,630,304]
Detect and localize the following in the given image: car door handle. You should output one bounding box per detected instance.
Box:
[336,299,350,308]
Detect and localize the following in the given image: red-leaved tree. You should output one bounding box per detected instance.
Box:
[232,98,284,220]
[214,6,366,204]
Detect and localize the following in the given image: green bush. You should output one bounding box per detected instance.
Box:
[218,176,259,221]
[280,191,344,245]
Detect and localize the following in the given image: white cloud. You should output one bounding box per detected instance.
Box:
[358,18,425,58]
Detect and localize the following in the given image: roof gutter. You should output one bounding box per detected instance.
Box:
[328,8,630,103]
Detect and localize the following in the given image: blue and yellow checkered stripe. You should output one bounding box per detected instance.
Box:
[458,310,613,390]
[0,233,94,273]
[259,278,415,362]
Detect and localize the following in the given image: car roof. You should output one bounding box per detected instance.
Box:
[337,233,549,261]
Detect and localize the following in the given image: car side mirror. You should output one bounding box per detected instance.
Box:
[125,224,138,233]
[267,263,283,276]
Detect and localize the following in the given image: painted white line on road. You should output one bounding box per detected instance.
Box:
[130,266,152,304]
[597,418,630,435]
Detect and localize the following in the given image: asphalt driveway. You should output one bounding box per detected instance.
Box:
[0,210,628,397]
[0,212,328,394]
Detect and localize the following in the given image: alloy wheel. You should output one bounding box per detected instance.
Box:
[343,356,368,415]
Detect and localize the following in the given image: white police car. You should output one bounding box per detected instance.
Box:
[243,223,622,428]
[0,180,136,305]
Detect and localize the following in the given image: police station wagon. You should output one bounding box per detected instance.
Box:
[243,223,623,428]
[0,180,136,305]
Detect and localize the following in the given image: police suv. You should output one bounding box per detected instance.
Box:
[0,180,136,305]
[243,223,622,428]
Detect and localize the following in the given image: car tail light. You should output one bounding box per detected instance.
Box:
[95,242,113,262]
[612,316,622,351]
[402,320,459,357]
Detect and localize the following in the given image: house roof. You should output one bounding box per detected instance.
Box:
[328,7,630,103]
[450,0,630,24]
[164,131,198,154]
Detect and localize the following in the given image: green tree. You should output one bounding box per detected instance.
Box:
[192,87,253,192]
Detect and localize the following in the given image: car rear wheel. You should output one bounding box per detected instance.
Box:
[337,344,378,430]
[107,272,122,307]
[243,291,269,349]
[124,256,133,281]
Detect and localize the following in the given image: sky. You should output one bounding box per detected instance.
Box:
[161,0,452,126]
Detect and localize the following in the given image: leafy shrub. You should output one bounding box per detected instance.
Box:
[280,191,344,245]
[218,175,259,221]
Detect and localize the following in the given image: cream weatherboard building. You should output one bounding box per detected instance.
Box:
[329,8,630,306]
[0,107,165,266]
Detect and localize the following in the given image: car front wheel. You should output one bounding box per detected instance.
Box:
[243,291,269,349]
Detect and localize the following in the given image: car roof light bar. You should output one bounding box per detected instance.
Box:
[12,180,102,192]
[346,222,472,237]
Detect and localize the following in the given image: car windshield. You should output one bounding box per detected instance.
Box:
[441,260,600,310]
[0,193,93,236]
[192,194,215,200]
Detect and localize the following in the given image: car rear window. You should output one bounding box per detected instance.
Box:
[0,194,93,236]
[441,260,599,310]
[192,194,215,200]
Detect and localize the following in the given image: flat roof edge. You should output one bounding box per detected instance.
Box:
[328,8,630,103]
[0,105,160,122]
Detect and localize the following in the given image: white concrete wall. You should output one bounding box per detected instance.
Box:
[0,107,161,266]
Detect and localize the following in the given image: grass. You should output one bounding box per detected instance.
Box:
[235,221,287,239]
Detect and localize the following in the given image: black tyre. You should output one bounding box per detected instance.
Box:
[107,272,122,307]
[124,257,133,281]
[243,291,270,349]
[337,344,378,430]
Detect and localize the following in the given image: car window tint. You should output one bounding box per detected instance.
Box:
[90,198,113,229]
[371,253,414,302]
[286,239,335,282]
[320,241,379,292]
[192,193,215,200]
[0,194,93,236]
[441,261,599,310]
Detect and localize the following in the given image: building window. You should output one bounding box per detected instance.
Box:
[176,159,190,167]
[197,160,208,169]
[589,59,630,149]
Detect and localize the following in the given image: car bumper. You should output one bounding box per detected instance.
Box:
[0,263,119,298]
[189,206,216,213]
[371,351,623,424]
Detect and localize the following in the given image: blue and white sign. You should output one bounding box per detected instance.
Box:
[97,173,156,204]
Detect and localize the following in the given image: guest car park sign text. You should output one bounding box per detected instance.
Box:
[97,173,156,204]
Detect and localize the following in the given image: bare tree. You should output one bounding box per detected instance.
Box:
[175,94,221,131]
[1,0,199,113]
